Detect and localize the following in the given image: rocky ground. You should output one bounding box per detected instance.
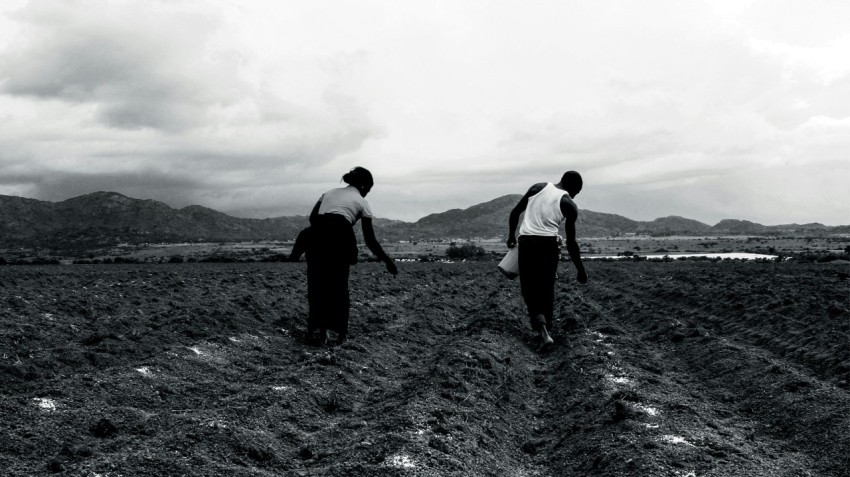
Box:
[1,260,848,476]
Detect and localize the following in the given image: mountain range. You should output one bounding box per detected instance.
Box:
[1,191,846,251]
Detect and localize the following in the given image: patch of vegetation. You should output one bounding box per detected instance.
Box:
[201,255,240,263]
[112,256,142,264]
[261,254,292,262]
[792,252,850,263]
[6,257,62,265]
[446,244,487,260]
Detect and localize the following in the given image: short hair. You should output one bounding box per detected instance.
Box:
[561,170,583,194]
[342,167,374,189]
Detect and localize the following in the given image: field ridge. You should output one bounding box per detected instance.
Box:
[1,261,848,475]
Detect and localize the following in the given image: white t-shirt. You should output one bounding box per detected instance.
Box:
[518,183,568,237]
[318,185,374,224]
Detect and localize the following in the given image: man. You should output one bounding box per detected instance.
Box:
[507,170,587,347]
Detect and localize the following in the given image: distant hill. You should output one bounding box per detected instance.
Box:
[381,195,523,240]
[379,195,848,240]
[0,192,308,250]
[636,216,714,236]
[712,219,768,235]
[1,191,847,251]
[377,195,649,240]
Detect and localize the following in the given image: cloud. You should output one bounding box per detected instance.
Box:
[0,0,380,216]
[1,1,235,132]
[0,166,202,206]
[0,0,847,225]
[0,1,379,142]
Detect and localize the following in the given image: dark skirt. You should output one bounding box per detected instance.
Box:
[518,235,560,331]
[306,214,358,335]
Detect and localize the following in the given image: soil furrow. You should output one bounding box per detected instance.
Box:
[578,263,850,476]
[2,261,847,476]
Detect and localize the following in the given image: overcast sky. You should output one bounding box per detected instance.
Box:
[1,0,848,225]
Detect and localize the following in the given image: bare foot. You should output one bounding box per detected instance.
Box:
[539,325,554,350]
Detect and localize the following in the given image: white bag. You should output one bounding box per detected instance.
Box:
[497,247,519,279]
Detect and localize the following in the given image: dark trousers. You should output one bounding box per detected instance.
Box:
[306,214,356,335]
[518,236,560,331]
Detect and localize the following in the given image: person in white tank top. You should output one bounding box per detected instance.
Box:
[507,171,588,348]
[517,183,568,237]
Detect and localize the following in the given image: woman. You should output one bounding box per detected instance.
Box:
[305,167,398,345]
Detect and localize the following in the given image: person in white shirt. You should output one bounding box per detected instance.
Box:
[507,171,587,348]
[304,167,398,345]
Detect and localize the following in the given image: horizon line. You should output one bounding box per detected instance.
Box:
[0,190,846,228]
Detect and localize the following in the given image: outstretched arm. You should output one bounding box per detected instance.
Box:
[362,217,398,275]
[561,196,587,284]
[507,183,546,248]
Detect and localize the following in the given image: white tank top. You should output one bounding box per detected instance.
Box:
[518,183,567,237]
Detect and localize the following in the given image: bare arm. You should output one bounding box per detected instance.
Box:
[309,199,322,225]
[561,196,587,283]
[289,226,311,261]
[362,217,398,275]
[507,183,546,248]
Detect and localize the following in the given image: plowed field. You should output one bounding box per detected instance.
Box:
[2,261,848,476]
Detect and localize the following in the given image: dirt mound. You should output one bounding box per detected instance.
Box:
[1,261,847,476]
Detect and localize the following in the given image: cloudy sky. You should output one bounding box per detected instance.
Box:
[1,0,848,225]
